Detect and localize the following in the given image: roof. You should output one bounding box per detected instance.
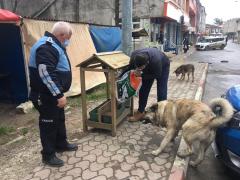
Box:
[78,51,130,70]
[132,28,148,38]
[0,9,20,22]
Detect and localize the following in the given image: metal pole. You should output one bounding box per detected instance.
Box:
[122,0,133,56]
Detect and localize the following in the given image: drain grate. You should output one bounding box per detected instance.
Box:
[220,60,228,63]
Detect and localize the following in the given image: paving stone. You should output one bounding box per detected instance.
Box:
[58,176,73,180]
[147,170,163,180]
[83,154,97,162]
[32,166,44,173]
[50,172,65,179]
[115,169,130,179]
[126,139,138,145]
[96,144,108,151]
[120,162,134,171]
[97,155,110,164]
[111,154,124,162]
[94,135,106,142]
[125,155,139,164]
[82,169,97,180]
[117,148,129,156]
[68,157,82,164]
[75,150,89,158]
[117,136,129,142]
[165,162,172,169]
[75,160,90,170]
[89,148,103,156]
[30,178,41,180]
[154,157,167,166]
[130,134,141,141]
[129,176,141,180]
[59,164,74,173]
[150,163,165,173]
[131,168,145,178]
[91,175,107,180]
[101,139,113,145]
[135,130,145,136]
[99,167,114,178]
[136,161,150,171]
[34,168,51,179]
[108,144,121,152]
[89,141,101,147]
[105,160,119,168]
[23,174,33,180]
[82,145,95,152]
[66,167,82,177]
[89,162,104,171]
[158,153,170,159]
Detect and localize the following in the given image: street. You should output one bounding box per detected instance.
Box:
[186,42,240,180]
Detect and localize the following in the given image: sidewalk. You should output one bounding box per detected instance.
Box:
[24,49,208,180]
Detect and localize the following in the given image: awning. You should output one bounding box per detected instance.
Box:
[0,9,20,22]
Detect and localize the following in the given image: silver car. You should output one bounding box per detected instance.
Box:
[195,36,227,50]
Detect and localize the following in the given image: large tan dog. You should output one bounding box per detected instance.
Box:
[145,98,233,167]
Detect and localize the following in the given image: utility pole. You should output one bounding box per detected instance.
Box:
[122,0,133,56]
[115,0,120,26]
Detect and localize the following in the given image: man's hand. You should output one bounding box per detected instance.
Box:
[57,96,67,108]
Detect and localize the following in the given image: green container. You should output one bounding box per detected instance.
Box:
[89,100,130,124]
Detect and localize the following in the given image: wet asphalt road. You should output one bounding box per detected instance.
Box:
[186,42,240,180]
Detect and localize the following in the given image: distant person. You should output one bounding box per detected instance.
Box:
[183,36,189,53]
[28,21,78,167]
[121,48,170,122]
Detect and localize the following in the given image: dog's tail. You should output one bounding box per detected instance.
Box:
[209,98,234,128]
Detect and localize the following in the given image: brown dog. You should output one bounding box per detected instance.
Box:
[144,98,233,167]
[174,64,195,82]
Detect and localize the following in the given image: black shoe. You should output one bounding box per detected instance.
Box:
[56,143,78,153]
[42,155,64,167]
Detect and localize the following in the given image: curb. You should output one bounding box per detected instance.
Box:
[168,63,209,180]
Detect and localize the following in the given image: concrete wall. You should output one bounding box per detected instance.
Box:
[223,18,240,34]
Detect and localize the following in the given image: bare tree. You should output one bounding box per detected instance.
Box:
[214,18,223,26]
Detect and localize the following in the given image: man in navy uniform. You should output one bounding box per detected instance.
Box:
[28,22,78,167]
[122,47,170,122]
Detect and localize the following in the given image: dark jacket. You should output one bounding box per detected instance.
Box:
[28,32,72,100]
[122,48,168,79]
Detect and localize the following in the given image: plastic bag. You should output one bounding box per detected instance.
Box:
[226,84,240,111]
[116,70,142,103]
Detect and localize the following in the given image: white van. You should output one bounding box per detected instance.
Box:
[195,36,227,50]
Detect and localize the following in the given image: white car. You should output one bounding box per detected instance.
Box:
[195,36,227,50]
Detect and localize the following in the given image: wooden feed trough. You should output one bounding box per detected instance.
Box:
[77,51,134,136]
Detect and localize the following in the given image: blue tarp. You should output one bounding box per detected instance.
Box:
[0,23,28,104]
[89,26,122,52]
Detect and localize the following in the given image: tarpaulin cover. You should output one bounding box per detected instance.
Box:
[0,9,20,22]
[21,19,105,97]
[90,26,122,52]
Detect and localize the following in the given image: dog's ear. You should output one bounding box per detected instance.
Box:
[150,103,158,112]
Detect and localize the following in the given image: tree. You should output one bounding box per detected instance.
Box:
[213,18,223,26]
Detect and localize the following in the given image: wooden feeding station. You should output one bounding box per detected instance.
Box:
[77,51,134,136]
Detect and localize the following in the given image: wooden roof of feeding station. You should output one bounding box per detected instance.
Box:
[77,51,130,70]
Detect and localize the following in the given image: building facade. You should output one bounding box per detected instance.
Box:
[223,18,240,43]
[1,0,206,51]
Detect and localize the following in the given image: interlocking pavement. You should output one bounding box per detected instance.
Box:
[24,50,208,180]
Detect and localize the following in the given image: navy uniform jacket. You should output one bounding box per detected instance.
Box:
[28,32,72,100]
[123,48,168,80]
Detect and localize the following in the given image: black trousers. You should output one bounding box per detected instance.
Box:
[138,57,170,113]
[32,93,68,158]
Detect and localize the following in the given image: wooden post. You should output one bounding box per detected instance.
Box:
[80,68,88,132]
[130,97,134,116]
[110,70,117,136]
[106,72,110,99]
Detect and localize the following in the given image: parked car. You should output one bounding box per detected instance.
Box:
[213,111,240,176]
[195,36,227,50]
